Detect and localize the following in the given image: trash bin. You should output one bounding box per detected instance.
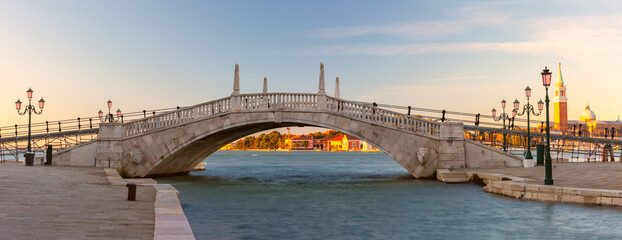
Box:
[536,144,544,166]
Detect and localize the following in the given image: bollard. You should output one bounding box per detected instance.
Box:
[45,145,53,165]
[536,144,544,166]
[126,183,137,201]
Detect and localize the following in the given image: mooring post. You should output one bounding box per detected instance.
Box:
[45,145,52,165]
[126,183,136,201]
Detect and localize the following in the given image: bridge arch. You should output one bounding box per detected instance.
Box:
[121,109,446,178]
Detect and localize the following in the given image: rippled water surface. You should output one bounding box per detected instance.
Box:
[158,151,622,240]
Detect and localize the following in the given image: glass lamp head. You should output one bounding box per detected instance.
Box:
[38,98,45,109]
[26,88,33,99]
[541,67,552,87]
[525,86,532,98]
[15,99,22,110]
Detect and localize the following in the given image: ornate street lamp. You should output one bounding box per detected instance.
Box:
[98,100,122,123]
[491,99,512,152]
[15,88,45,166]
[514,86,544,162]
[541,67,553,185]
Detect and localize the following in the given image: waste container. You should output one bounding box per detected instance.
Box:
[536,144,544,165]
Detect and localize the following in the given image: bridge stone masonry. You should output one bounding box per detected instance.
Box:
[53,63,523,178]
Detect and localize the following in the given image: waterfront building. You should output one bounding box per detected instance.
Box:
[290,135,314,150]
[326,134,378,151]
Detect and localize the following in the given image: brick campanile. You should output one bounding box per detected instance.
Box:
[554,62,568,131]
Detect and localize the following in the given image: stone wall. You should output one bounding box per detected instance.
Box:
[464,140,523,168]
[53,140,97,167]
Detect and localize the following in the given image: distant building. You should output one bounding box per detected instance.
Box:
[312,135,326,150]
[326,134,378,151]
[290,135,314,150]
[319,136,334,150]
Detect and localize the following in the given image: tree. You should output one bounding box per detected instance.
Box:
[302,140,309,147]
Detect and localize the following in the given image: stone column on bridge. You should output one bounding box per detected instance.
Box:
[317,62,327,110]
[437,122,466,169]
[335,77,340,98]
[231,63,241,111]
[95,122,124,168]
[263,77,269,108]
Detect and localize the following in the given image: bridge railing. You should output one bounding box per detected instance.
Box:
[124,97,231,136]
[240,93,318,110]
[121,93,440,138]
[326,96,440,137]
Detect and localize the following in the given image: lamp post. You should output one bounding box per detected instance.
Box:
[98,100,122,123]
[513,86,544,161]
[491,99,516,152]
[541,67,554,185]
[15,88,45,166]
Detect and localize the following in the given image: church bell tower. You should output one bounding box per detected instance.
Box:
[554,62,568,131]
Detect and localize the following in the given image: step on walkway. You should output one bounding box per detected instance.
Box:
[437,169,470,183]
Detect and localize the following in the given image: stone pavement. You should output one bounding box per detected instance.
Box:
[0,163,155,239]
[465,162,622,190]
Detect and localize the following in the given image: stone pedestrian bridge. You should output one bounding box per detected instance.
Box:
[54,63,522,178]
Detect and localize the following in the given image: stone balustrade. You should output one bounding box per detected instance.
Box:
[124,97,231,137]
[327,96,440,137]
[122,93,441,139]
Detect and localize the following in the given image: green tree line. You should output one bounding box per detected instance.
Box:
[234,130,342,150]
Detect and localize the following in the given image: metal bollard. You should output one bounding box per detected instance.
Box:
[126,183,137,201]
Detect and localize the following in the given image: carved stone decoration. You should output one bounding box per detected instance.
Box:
[130,149,143,165]
[417,148,427,165]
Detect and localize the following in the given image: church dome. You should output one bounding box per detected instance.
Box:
[579,102,596,122]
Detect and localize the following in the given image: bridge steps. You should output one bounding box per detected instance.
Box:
[437,169,470,183]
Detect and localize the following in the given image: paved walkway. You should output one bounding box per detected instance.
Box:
[0,163,155,239]
[465,162,622,190]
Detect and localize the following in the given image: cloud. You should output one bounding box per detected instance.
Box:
[297,14,622,61]
[293,41,551,56]
[308,21,473,40]
[307,2,513,40]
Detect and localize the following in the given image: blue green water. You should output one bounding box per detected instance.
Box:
[158,151,622,240]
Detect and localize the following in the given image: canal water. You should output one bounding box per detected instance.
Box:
[158,151,622,240]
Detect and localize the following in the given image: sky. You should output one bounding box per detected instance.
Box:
[2,0,622,134]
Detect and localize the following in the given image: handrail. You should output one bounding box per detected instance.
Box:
[124,97,232,136]
[122,93,441,138]
[326,96,440,137]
